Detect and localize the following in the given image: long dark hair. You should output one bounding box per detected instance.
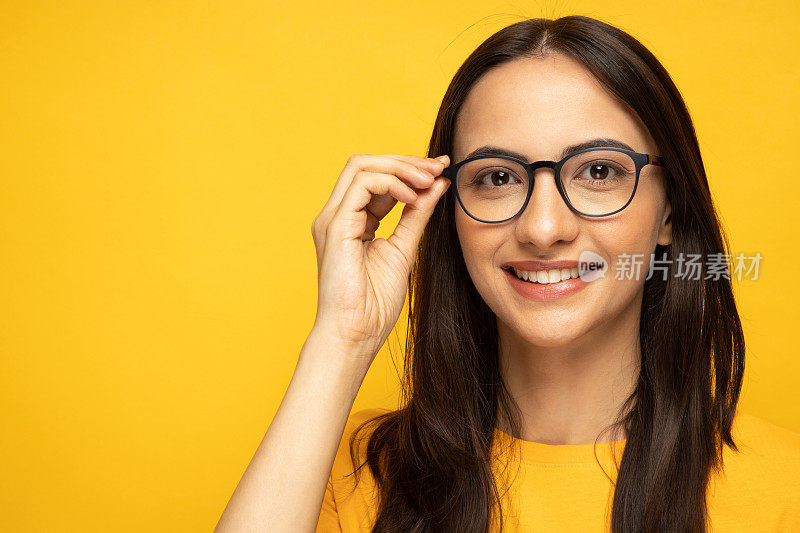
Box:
[347,15,745,532]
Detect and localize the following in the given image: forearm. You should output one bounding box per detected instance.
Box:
[215,329,370,532]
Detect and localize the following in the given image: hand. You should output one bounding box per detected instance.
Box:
[310,153,451,367]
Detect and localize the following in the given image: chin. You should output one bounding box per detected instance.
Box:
[523,330,582,348]
[502,317,588,348]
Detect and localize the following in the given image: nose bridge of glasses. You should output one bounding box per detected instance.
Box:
[515,166,575,230]
[519,161,568,218]
[525,160,560,186]
[528,160,558,175]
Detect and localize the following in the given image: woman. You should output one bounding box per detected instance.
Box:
[216,15,800,532]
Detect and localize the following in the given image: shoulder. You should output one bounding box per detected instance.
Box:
[323,408,393,530]
[329,407,393,490]
[316,408,389,532]
[727,409,800,465]
[709,409,800,528]
[346,407,392,434]
[336,407,393,463]
[721,409,800,482]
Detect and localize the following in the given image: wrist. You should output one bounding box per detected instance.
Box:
[300,325,375,385]
[308,321,381,360]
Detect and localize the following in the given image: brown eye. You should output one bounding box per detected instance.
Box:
[588,164,612,180]
[475,169,519,187]
[583,162,625,181]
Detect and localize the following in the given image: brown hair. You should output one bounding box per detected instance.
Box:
[348,15,744,532]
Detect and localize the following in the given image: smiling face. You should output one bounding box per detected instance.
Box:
[453,53,672,348]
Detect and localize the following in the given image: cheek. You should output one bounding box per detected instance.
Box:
[455,210,504,285]
[456,210,486,269]
[599,222,654,258]
[600,183,664,254]
[593,213,662,283]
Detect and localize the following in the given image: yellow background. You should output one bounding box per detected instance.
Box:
[2,1,798,530]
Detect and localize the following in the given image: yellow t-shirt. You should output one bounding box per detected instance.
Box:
[316,408,800,532]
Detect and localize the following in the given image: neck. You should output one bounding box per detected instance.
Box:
[496,297,641,446]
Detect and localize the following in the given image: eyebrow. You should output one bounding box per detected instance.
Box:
[462,138,636,162]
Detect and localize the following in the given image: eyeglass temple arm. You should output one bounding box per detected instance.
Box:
[648,154,666,167]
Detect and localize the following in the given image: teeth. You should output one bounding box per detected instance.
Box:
[511,266,580,284]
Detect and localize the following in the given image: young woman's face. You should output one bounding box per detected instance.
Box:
[453,54,672,347]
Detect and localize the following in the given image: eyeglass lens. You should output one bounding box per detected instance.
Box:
[455,149,638,220]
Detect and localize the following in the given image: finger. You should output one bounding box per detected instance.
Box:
[328,171,419,242]
[315,154,445,255]
[360,154,450,225]
[319,154,448,227]
[313,154,450,269]
[378,153,450,175]
[362,155,451,222]
[363,190,399,223]
[387,176,451,265]
[361,210,380,241]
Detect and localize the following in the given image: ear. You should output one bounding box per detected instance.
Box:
[656,199,672,246]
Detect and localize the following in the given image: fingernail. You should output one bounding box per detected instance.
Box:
[436,155,449,163]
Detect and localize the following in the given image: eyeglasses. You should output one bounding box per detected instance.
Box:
[441,147,666,223]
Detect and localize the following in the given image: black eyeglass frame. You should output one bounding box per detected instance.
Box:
[441,147,666,223]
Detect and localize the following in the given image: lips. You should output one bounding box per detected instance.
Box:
[502,260,580,270]
[502,264,589,301]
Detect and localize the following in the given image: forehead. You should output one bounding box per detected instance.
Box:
[453,54,656,161]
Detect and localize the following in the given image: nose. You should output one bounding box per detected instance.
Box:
[513,167,580,248]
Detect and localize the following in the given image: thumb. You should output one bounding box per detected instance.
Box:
[386,177,450,263]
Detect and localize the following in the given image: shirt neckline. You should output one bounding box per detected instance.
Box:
[493,426,627,464]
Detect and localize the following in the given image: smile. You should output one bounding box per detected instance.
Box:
[507,266,580,284]
[501,266,590,301]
